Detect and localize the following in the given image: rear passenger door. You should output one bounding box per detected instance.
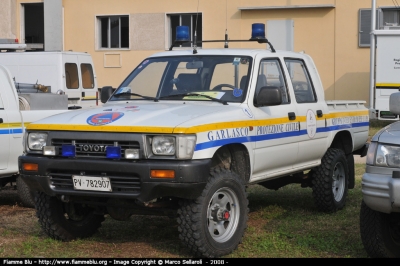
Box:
[284,58,329,168]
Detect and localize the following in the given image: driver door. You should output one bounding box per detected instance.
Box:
[251,58,299,180]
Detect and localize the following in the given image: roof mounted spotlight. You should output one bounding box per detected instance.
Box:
[176,26,190,42]
[249,23,276,52]
[169,26,191,51]
[169,22,276,52]
[251,23,266,40]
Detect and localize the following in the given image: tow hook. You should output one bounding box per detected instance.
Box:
[61,195,70,203]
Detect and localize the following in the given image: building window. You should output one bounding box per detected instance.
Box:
[168,13,202,48]
[98,16,129,49]
[359,8,400,47]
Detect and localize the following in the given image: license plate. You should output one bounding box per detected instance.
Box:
[72,175,112,192]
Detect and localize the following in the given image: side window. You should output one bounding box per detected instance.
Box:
[257,59,290,104]
[81,64,95,89]
[285,59,317,103]
[65,63,79,89]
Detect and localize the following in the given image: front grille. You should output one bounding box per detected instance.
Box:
[49,170,141,194]
[52,139,140,158]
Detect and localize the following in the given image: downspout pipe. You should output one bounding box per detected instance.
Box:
[369,0,376,112]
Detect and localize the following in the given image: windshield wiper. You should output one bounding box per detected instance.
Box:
[158,93,228,105]
[113,92,159,102]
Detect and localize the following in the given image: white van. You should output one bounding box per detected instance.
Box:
[0,51,100,109]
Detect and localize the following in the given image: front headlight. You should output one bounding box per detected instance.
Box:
[374,143,400,167]
[152,136,175,155]
[150,135,196,159]
[28,132,48,150]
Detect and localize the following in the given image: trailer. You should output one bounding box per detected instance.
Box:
[373,30,400,120]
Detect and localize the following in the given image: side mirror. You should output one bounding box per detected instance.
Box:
[254,86,282,107]
[100,86,114,103]
[389,92,400,115]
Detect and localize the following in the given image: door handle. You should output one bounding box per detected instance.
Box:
[0,118,3,123]
[288,112,296,120]
[316,110,323,117]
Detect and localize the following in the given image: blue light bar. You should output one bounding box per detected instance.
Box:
[176,26,190,42]
[251,23,266,39]
[106,146,121,159]
[62,144,76,157]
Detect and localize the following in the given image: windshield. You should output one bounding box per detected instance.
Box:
[109,55,253,103]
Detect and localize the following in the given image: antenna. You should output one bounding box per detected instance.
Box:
[193,0,200,54]
[225,0,228,48]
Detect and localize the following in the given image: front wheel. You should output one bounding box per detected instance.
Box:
[35,192,104,241]
[177,167,248,258]
[360,200,400,258]
[311,148,349,212]
[16,176,36,208]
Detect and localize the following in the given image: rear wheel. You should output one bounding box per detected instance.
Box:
[360,200,400,258]
[311,148,349,212]
[177,167,248,258]
[35,192,104,241]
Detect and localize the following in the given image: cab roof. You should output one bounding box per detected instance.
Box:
[149,48,308,59]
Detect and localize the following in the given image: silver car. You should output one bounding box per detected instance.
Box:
[360,92,400,258]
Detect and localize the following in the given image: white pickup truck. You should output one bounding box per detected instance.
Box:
[0,64,68,207]
[19,25,369,258]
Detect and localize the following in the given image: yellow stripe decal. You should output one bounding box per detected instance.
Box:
[376,83,400,87]
[26,110,369,134]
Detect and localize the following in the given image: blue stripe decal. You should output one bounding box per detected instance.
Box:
[12,128,23,134]
[195,136,252,150]
[194,122,369,151]
[0,128,23,135]
[0,129,10,135]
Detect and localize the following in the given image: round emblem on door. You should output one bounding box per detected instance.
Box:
[306,109,317,139]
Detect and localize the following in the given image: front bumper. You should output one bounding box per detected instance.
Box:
[362,165,400,213]
[19,155,211,202]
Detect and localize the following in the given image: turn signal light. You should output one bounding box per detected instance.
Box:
[23,163,38,172]
[150,170,175,179]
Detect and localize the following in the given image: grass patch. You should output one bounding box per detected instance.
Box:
[369,119,395,139]
[227,164,367,258]
[0,165,369,258]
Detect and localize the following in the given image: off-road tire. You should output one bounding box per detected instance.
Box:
[360,200,400,258]
[35,192,104,241]
[16,176,35,208]
[177,167,248,258]
[346,153,355,189]
[311,148,349,212]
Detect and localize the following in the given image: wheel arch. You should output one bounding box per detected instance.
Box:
[210,144,251,183]
[330,130,353,155]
